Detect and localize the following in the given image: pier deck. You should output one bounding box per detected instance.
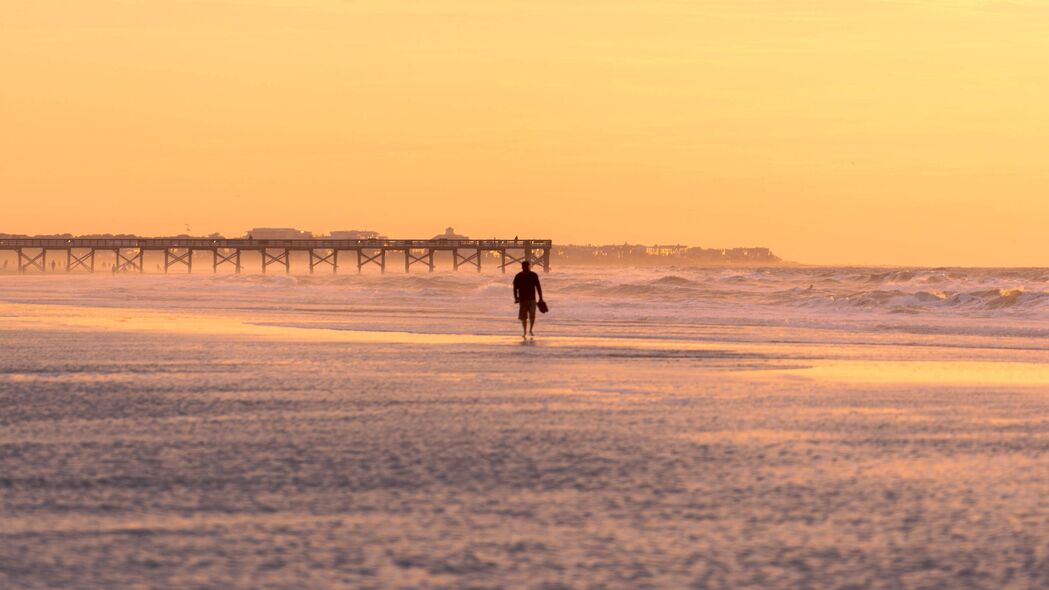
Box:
[0,238,552,274]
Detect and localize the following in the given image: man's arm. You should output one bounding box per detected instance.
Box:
[535,276,543,301]
[513,277,520,302]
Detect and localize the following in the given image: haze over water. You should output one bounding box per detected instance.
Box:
[3,266,1049,587]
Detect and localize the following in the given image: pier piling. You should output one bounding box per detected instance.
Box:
[0,238,551,275]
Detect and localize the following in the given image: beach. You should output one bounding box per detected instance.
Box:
[2,268,1049,588]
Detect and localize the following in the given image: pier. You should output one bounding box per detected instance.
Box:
[0,238,552,274]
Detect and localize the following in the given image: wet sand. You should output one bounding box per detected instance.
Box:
[2,275,1049,588]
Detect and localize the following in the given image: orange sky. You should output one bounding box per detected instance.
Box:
[2,1,1048,265]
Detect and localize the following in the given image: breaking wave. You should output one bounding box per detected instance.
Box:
[203,266,1049,317]
[5,265,1047,342]
[518,268,1048,316]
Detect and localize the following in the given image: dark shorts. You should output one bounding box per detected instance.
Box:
[518,300,537,321]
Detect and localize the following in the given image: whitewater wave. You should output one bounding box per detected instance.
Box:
[170,266,1049,317]
[2,266,1047,343]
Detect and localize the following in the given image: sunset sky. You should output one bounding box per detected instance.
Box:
[2,1,1048,265]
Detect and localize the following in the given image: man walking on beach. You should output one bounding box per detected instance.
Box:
[513,261,543,338]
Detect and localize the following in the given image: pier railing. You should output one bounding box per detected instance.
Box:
[0,238,552,274]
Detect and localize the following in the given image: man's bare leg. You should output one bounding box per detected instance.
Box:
[529,315,535,337]
[521,319,528,338]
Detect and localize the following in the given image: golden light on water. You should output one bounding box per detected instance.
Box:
[780,360,1049,386]
[6,300,1047,387]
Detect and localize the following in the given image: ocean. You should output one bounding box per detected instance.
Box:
[2,266,1048,588]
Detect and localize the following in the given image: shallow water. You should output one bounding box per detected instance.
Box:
[2,268,1049,588]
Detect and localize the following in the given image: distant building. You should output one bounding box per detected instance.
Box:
[247,227,313,239]
[646,244,688,257]
[553,243,780,265]
[433,227,468,240]
[686,246,778,262]
[329,230,384,240]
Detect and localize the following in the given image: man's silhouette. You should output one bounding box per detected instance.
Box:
[513,261,543,338]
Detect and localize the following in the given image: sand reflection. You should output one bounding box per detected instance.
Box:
[778,360,1049,385]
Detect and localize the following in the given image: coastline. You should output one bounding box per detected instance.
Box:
[2,270,1049,587]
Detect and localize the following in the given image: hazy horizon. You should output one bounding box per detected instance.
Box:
[4,1,1049,266]
[0,226,1045,268]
